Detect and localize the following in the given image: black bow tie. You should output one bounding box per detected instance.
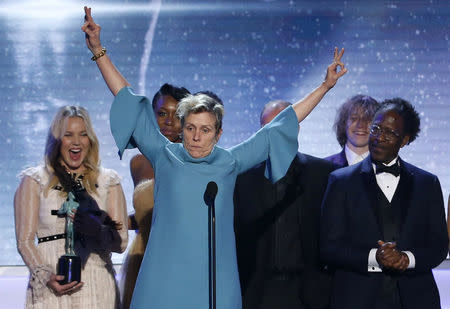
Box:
[375,162,400,177]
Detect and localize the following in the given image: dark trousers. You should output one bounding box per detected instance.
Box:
[374,276,402,309]
[255,277,305,309]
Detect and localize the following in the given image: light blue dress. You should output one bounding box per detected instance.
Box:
[110,87,298,309]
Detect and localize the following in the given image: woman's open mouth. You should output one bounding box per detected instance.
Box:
[69,149,82,161]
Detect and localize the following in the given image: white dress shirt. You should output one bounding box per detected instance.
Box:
[345,145,369,166]
[367,157,416,272]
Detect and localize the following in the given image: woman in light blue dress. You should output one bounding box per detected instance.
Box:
[82,6,347,309]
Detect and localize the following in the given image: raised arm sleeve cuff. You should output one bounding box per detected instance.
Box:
[263,106,299,183]
[110,87,147,159]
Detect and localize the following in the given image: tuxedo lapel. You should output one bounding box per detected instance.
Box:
[360,157,383,236]
[280,154,305,227]
[293,153,306,198]
[391,158,414,236]
[360,157,414,241]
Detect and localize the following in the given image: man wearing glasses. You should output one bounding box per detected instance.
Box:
[320,98,448,309]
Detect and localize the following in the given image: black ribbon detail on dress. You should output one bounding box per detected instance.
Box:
[48,162,121,267]
[38,233,66,243]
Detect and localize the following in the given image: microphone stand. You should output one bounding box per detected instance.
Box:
[204,181,218,309]
[208,199,216,309]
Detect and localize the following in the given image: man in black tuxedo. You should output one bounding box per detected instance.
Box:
[320,98,448,309]
[325,95,380,167]
[234,100,336,309]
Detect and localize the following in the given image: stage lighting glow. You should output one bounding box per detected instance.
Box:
[0,0,82,20]
[0,1,313,19]
[0,1,162,21]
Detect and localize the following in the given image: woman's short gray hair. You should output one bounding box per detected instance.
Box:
[177,93,225,134]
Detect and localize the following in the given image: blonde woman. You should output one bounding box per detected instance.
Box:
[14,106,128,308]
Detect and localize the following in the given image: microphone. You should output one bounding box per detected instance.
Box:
[203,181,218,207]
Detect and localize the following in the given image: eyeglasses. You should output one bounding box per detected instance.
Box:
[370,124,400,141]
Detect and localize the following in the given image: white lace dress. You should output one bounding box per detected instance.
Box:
[14,166,128,309]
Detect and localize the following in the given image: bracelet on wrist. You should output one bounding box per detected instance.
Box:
[91,47,107,61]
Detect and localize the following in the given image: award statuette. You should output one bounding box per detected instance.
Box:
[56,191,81,284]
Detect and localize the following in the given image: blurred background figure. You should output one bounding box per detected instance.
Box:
[325,95,380,167]
[234,100,336,309]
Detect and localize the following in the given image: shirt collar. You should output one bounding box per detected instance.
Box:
[371,156,400,172]
[345,144,369,166]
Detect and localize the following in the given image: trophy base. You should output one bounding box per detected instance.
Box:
[58,255,81,284]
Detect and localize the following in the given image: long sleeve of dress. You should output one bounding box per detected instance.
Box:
[111,87,299,184]
[104,176,128,253]
[14,176,53,298]
[229,105,299,182]
[110,87,167,165]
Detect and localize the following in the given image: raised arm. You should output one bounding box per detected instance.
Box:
[81,6,130,96]
[292,47,347,122]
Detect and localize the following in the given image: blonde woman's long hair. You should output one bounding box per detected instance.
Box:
[44,106,100,196]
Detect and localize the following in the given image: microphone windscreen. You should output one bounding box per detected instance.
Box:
[204,181,218,206]
[206,181,218,197]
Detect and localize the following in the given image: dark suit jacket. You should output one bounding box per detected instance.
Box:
[234,153,336,309]
[320,156,448,309]
[324,149,348,168]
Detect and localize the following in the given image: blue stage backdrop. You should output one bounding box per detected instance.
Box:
[1,0,449,265]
